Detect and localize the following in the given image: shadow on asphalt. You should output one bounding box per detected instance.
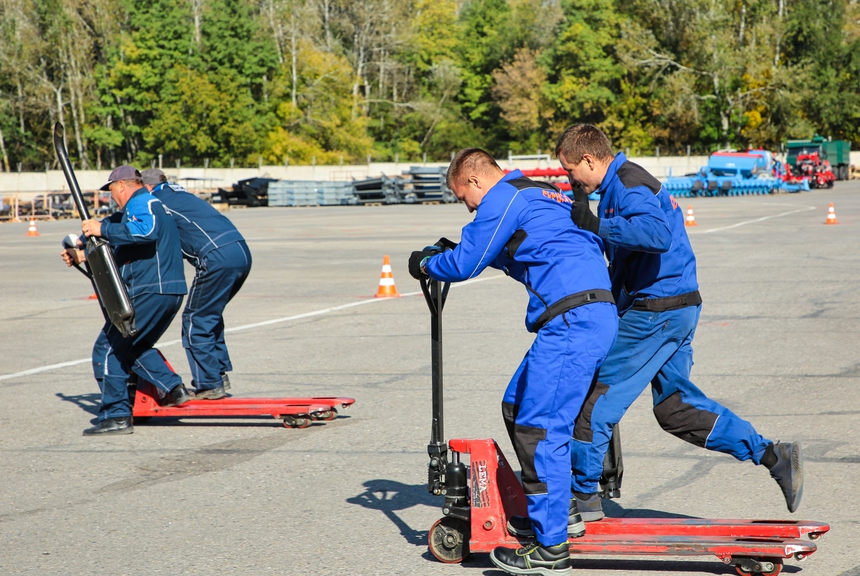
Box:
[347,479,439,547]
[56,392,100,417]
[603,499,700,519]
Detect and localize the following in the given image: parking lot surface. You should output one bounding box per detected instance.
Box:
[1,184,858,575]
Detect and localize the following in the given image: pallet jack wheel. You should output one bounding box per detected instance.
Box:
[311,409,337,421]
[428,517,469,564]
[733,557,783,576]
[282,416,310,429]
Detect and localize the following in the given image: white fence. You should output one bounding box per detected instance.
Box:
[2,152,858,202]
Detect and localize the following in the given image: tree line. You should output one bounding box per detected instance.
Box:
[1,0,858,171]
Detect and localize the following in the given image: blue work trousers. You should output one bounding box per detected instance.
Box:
[92,292,184,420]
[182,241,252,389]
[502,302,617,546]
[570,304,771,494]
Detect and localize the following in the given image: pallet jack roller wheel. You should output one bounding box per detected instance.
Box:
[734,557,783,576]
[282,416,310,429]
[311,409,337,421]
[429,517,470,564]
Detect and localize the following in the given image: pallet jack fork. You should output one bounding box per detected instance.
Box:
[419,276,828,576]
[131,352,354,429]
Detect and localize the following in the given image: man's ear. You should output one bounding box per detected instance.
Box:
[582,153,595,170]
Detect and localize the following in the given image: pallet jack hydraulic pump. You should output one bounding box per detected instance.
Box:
[419,274,828,576]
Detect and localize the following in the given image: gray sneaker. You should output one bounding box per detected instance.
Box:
[573,492,604,522]
[195,385,227,400]
[769,441,803,513]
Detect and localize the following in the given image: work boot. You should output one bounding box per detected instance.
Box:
[194,385,227,400]
[491,541,571,576]
[163,383,193,407]
[766,441,803,513]
[573,491,605,522]
[568,498,586,536]
[220,373,232,392]
[83,417,133,436]
[507,507,584,539]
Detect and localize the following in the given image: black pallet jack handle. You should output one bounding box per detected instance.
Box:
[420,273,450,496]
[53,122,138,338]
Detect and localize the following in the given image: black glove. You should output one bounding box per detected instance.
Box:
[409,249,438,279]
[434,237,458,251]
[571,186,600,235]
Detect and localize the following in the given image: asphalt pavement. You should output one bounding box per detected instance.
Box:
[0,183,858,575]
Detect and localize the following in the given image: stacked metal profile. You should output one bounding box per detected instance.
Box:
[352,175,404,204]
[267,181,355,206]
[213,177,277,206]
[405,167,456,203]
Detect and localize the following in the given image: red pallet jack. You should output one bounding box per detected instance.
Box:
[419,275,828,576]
[131,370,354,428]
[53,123,354,431]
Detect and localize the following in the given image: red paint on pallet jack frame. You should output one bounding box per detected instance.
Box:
[132,378,354,425]
[440,437,826,569]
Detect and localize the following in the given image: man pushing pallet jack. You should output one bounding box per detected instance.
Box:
[54,123,352,435]
[410,144,827,576]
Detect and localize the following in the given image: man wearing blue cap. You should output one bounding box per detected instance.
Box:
[141,168,252,399]
[62,165,192,435]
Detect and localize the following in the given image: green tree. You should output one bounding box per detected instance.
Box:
[264,42,372,164]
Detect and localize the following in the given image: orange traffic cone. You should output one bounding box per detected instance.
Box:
[374,255,400,298]
[685,205,698,227]
[26,218,40,236]
[825,202,838,225]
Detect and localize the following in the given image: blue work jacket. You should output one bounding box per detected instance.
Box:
[151,183,245,264]
[99,187,187,297]
[594,153,698,312]
[425,170,612,332]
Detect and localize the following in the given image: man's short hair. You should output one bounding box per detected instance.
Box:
[555,124,614,165]
[446,148,502,189]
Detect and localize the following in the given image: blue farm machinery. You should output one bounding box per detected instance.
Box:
[663,151,809,197]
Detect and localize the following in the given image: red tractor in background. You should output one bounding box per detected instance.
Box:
[796,152,836,188]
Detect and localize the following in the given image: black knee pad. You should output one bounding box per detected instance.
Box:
[653,391,718,448]
[573,381,609,442]
[512,423,548,495]
[502,401,518,446]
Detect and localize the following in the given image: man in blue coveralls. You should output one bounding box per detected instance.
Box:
[141,169,252,399]
[556,124,803,522]
[62,165,192,436]
[408,148,618,576]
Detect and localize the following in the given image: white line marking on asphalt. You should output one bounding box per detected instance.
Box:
[690,206,817,234]
[0,274,503,382]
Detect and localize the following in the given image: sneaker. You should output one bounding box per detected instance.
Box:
[573,492,605,522]
[83,417,133,436]
[491,541,571,576]
[163,383,193,407]
[506,511,584,539]
[220,373,232,392]
[768,441,803,513]
[194,385,226,400]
